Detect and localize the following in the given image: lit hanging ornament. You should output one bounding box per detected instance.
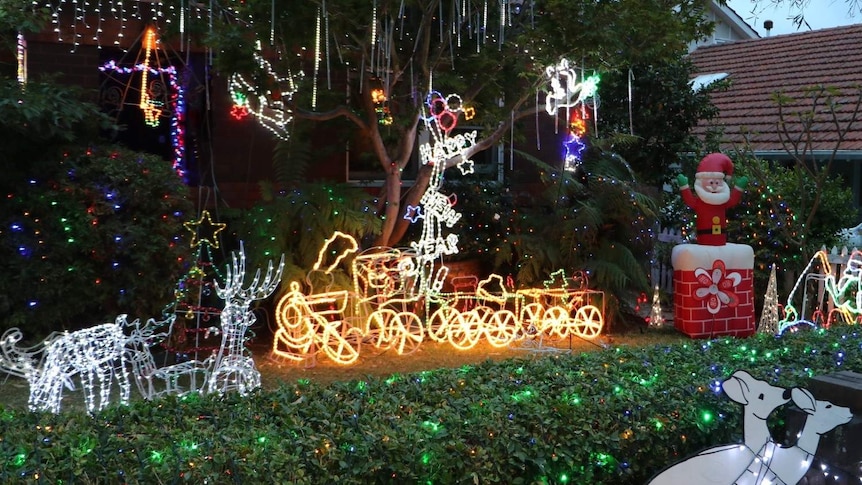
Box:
[371,87,393,125]
[563,109,589,172]
[139,26,163,127]
[16,32,26,86]
[228,42,298,140]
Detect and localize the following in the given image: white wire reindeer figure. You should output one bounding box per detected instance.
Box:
[0,316,132,414]
[207,243,284,396]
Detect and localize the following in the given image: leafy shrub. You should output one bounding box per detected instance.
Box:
[227,182,382,293]
[0,146,193,335]
[3,326,856,484]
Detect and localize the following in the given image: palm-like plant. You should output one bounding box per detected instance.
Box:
[490,145,657,322]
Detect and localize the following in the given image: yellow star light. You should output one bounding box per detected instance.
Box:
[184,210,226,248]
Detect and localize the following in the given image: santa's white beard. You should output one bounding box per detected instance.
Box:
[693,180,731,205]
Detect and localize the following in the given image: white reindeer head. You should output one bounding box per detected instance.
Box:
[722,370,790,420]
[791,387,853,438]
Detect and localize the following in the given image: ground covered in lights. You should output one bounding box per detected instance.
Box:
[0,326,688,412]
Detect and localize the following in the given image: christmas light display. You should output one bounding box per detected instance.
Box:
[779,249,862,334]
[371,87,393,125]
[405,93,479,295]
[122,314,213,399]
[543,58,600,115]
[98,56,187,179]
[563,110,589,172]
[273,232,364,366]
[648,285,665,328]
[758,264,780,335]
[139,26,163,126]
[207,244,284,396]
[272,231,607,365]
[542,58,600,172]
[273,281,363,366]
[228,45,298,141]
[16,32,26,85]
[0,316,133,414]
[183,210,227,249]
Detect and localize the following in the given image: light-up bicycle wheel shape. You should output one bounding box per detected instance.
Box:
[542,306,571,339]
[572,305,603,339]
[319,323,362,365]
[485,309,520,347]
[427,305,458,343]
[448,309,484,350]
[365,309,424,355]
[520,302,545,337]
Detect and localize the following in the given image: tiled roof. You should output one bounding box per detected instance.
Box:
[689,24,862,154]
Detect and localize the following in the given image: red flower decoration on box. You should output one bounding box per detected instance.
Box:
[694,259,741,314]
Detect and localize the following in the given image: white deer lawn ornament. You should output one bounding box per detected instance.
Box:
[0,316,133,414]
[738,387,853,485]
[648,370,791,484]
[207,244,284,396]
[122,314,210,399]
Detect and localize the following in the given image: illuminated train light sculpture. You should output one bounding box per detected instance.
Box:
[779,248,862,334]
[272,232,605,366]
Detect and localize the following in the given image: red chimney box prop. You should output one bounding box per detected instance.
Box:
[671,243,755,338]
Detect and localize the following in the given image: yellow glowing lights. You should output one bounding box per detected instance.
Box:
[272,232,606,366]
[183,210,227,248]
[779,249,862,333]
[139,27,163,127]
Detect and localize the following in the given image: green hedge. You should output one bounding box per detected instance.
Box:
[1,327,859,484]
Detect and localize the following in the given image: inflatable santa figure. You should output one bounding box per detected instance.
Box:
[676,153,748,246]
[671,153,755,338]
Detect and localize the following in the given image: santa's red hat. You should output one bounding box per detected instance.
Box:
[695,153,734,179]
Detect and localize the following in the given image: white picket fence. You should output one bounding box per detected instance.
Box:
[651,228,685,293]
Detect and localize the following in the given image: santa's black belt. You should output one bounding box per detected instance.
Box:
[697,229,722,235]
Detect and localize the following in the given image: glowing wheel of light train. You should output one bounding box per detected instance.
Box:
[573,305,604,339]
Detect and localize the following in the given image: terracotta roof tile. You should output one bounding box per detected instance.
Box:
[689,24,862,153]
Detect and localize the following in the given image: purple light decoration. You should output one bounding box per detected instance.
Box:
[563,132,587,172]
[98,60,186,180]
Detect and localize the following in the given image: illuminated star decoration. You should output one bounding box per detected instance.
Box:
[404,205,425,223]
[184,210,226,248]
[543,269,570,290]
[457,158,475,175]
[563,110,589,172]
[230,92,250,120]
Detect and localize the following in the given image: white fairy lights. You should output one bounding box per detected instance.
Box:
[0,316,133,414]
[208,243,284,396]
[228,45,298,141]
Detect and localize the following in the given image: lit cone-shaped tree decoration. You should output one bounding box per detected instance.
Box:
[759,264,780,335]
[649,285,665,328]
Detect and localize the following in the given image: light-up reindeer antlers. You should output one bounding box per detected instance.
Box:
[216,242,286,304]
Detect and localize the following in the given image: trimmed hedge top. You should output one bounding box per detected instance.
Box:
[1,326,859,484]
